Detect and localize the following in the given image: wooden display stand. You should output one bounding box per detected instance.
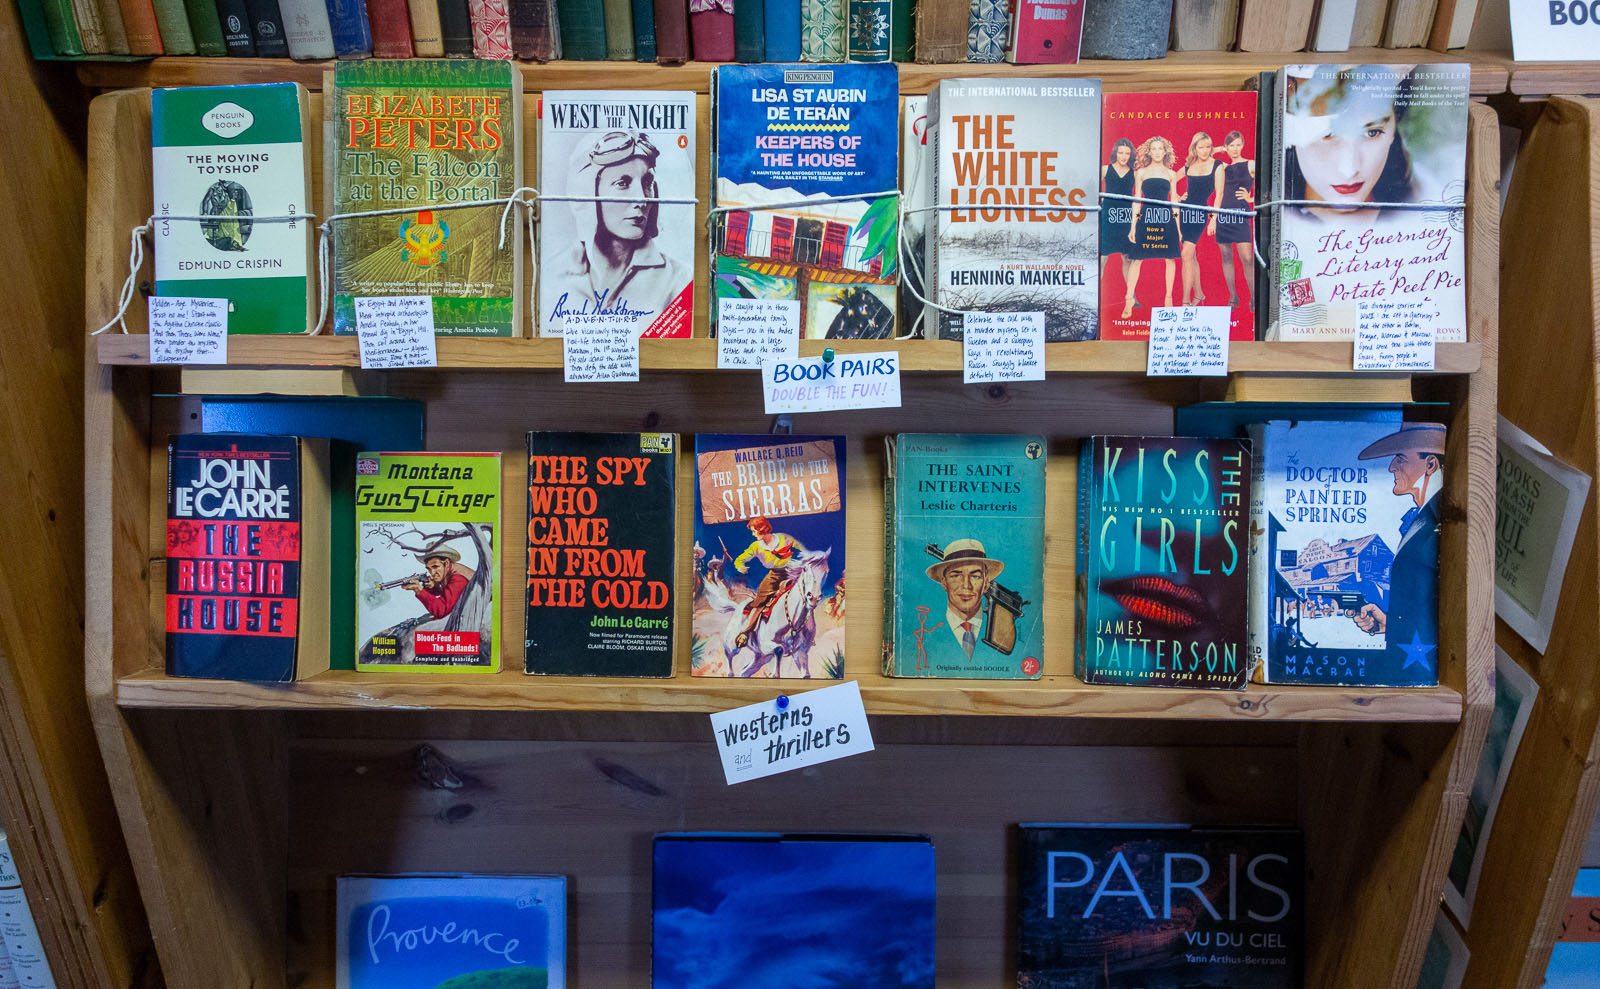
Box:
[81,65,1501,987]
[1452,95,1600,989]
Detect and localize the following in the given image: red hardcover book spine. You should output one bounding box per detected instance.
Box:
[1008,0,1083,63]
[688,0,732,60]
[114,0,165,52]
[654,0,688,62]
[367,0,416,55]
[469,0,514,55]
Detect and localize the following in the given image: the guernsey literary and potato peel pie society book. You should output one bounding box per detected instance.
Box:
[332,60,524,337]
[152,83,314,334]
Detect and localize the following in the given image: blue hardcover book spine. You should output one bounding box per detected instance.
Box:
[764,0,800,59]
[326,0,373,54]
[631,0,655,59]
[847,0,889,59]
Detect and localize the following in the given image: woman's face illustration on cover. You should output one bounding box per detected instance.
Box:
[1285,66,1412,208]
[1296,105,1396,204]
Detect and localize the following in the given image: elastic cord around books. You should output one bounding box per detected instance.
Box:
[1098,191,1269,270]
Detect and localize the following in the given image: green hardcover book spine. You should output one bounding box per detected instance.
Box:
[554,0,606,58]
[149,0,198,52]
[882,435,899,675]
[332,60,524,338]
[181,0,230,53]
[1075,437,1091,682]
[17,0,84,55]
[890,0,911,59]
[601,0,633,57]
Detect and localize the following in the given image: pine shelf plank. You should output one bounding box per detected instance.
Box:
[1509,61,1600,97]
[113,667,1464,722]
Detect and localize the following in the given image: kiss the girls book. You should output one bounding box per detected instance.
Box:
[1099,91,1259,341]
[337,874,566,988]
[691,435,845,678]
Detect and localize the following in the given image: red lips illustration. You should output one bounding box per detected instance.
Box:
[1100,575,1212,633]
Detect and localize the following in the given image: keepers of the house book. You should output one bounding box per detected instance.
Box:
[924,77,1100,341]
[1248,419,1444,687]
[538,90,696,338]
[711,63,900,339]
[336,873,566,989]
[1077,436,1252,690]
[525,432,676,677]
[355,451,503,672]
[883,434,1046,679]
[691,434,845,679]
[332,60,524,337]
[152,82,315,334]
[1267,63,1470,342]
[166,433,330,681]
[1017,824,1303,987]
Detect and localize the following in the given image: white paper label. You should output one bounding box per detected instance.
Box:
[148,296,228,365]
[355,296,438,369]
[1354,299,1436,371]
[762,351,902,414]
[563,313,640,383]
[717,299,799,369]
[1147,306,1231,376]
[709,681,875,785]
[1512,0,1600,60]
[962,311,1045,384]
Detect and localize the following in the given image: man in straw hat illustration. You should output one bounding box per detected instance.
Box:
[927,538,1006,661]
[402,540,476,620]
[1350,422,1444,667]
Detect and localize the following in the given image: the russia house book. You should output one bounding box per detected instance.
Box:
[355,452,502,673]
[152,83,314,335]
[1017,824,1303,987]
[691,434,846,679]
[710,63,900,339]
[1248,420,1444,686]
[525,432,676,677]
[924,78,1100,341]
[883,434,1046,679]
[331,60,524,337]
[1077,436,1251,690]
[336,874,566,989]
[166,434,330,681]
[538,90,696,338]
[1267,63,1470,341]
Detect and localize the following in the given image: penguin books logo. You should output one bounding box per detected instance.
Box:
[201,102,254,140]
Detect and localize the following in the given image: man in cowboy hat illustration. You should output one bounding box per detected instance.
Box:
[403,540,476,620]
[927,539,1005,661]
[731,516,806,650]
[1349,423,1445,664]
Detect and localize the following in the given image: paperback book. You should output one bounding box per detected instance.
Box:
[538,90,696,337]
[525,432,676,677]
[1267,63,1470,342]
[355,451,502,672]
[901,93,930,336]
[1077,436,1251,689]
[1006,0,1085,63]
[711,63,900,339]
[1017,824,1303,987]
[1099,91,1259,341]
[691,434,846,679]
[925,77,1100,341]
[883,434,1045,679]
[332,60,524,337]
[152,83,314,334]
[1248,419,1444,686]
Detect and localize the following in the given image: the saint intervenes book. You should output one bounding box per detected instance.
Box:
[525,432,676,677]
[538,90,696,337]
[355,452,502,672]
[332,61,524,337]
[152,83,314,334]
[691,434,846,679]
[1077,436,1251,689]
[883,433,1046,679]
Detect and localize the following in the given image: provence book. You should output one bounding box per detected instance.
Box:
[166,434,330,681]
[925,77,1101,341]
[152,83,314,334]
[1248,419,1444,686]
[711,63,900,339]
[883,433,1046,679]
[691,434,846,679]
[525,432,676,677]
[538,90,696,338]
[355,451,502,673]
[1077,436,1252,689]
[332,60,524,337]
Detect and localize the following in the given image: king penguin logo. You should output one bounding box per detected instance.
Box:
[399,210,450,268]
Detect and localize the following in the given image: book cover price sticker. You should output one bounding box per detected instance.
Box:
[762,351,902,414]
[709,681,875,785]
[1354,299,1436,371]
[563,313,640,383]
[148,296,228,365]
[1147,306,1230,376]
[355,295,438,369]
[718,298,799,369]
[963,311,1045,384]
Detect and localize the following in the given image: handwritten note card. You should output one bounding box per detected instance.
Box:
[709,681,875,785]
[1147,306,1231,376]
[1354,299,1435,371]
[355,296,438,370]
[717,299,799,369]
[563,313,639,383]
[761,351,902,414]
[962,311,1045,384]
[148,296,228,365]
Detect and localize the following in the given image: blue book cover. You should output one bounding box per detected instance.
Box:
[652,833,935,989]
[325,0,373,55]
[1544,868,1600,988]
[691,434,846,679]
[711,63,900,339]
[764,0,801,59]
[337,874,566,988]
[883,434,1046,679]
[630,0,656,59]
[1249,420,1445,687]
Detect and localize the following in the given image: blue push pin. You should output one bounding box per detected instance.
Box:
[776,694,790,711]
[822,348,835,365]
